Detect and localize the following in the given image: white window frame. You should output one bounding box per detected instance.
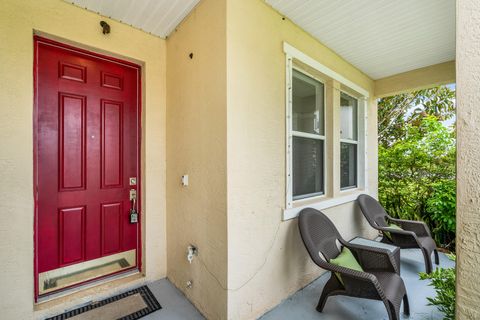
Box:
[289,68,327,202]
[284,42,369,220]
[339,90,368,194]
[339,91,360,191]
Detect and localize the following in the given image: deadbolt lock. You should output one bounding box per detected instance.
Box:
[129,177,137,186]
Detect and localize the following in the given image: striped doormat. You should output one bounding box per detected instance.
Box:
[46,286,161,320]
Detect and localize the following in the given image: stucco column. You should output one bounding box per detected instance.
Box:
[456,0,480,318]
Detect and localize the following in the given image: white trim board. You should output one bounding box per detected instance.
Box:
[283,42,370,98]
[283,190,369,221]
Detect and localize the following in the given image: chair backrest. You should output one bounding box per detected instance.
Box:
[357,194,389,228]
[298,208,342,262]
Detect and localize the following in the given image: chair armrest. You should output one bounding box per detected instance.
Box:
[388,216,432,237]
[328,263,386,300]
[341,271,386,300]
[377,225,416,237]
[377,226,421,247]
[345,242,398,274]
[309,250,384,280]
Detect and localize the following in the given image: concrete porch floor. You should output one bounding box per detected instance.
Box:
[259,249,455,320]
[142,249,454,320]
[143,280,205,320]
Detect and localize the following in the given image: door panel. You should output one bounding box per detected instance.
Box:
[101,202,123,255]
[58,93,87,191]
[101,71,123,90]
[101,100,123,188]
[59,61,87,82]
[35,37,141,296]
[59,207,85,266]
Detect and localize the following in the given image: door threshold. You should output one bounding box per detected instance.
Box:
[37,268,140,304]
[39,250,137,296]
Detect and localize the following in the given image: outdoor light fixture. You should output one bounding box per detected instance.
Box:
[100,20,110,34]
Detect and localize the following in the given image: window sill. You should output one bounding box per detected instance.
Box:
[283,189,369,221]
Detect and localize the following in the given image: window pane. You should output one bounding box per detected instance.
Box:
[340,143,357,189]
[340,93,358,140]
[292,70,324,135]
[293,137,324,199]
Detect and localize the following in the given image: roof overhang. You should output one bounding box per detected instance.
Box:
[266,0,455,80]
[65,0,200,38]
[65,0,455,85]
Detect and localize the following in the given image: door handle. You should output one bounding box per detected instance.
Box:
[130,189,138,224]
[129,189,137,201]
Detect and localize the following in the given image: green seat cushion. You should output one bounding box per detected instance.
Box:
[329,247,364,285]
[384,223,403,240]
[389,223,402,230]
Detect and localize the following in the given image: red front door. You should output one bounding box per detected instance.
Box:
[34,37,141,297]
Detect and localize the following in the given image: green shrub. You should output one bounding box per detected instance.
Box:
[426,180,456,246]
[378,116,456,250]
[378,86,456,250]
[419,255,456,320]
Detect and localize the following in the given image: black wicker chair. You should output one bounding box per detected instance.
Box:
[357,194,439,274]
[298,208,409,320]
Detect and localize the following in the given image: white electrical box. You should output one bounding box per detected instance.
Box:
[181,175,189,186]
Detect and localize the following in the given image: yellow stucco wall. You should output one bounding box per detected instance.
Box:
[166,0,228,319]
[456,0,480,318]
[1,0,385,319]
[0,1,167,319]
[374,61,456,98]
[164,1,378,319]
[226,0,377,318]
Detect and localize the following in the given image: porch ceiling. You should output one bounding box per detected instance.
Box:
[266,0,455,80]
[65,0,200,38]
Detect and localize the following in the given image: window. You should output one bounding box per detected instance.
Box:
[284,43,369,218]
[291,70,325,200]
[340,92,358,189]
